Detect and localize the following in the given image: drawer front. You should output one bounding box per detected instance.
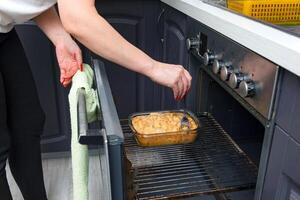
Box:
[276,137,300,200]
[263,126,300,200]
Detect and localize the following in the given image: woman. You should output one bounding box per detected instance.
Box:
[0,0,192,199]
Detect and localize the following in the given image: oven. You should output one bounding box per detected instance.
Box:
[80,18,279,200]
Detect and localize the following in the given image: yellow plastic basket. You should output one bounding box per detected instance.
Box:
[227,0,300,25]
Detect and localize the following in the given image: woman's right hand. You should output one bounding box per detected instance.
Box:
[55,36,83,87]
[148,61,192,101]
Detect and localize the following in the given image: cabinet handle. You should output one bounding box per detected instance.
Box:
[157,8,165,25]
[157,8,165,42]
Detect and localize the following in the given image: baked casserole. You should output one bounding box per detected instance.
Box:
[130,110,199,147]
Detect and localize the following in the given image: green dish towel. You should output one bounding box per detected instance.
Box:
[68,64,99,200]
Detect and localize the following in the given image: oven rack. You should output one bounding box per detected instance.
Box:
[123,113,258,200]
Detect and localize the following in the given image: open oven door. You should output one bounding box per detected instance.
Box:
[76,59,126,200]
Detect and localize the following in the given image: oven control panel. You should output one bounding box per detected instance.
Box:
[209,52,259,98]
[187,26,278,120]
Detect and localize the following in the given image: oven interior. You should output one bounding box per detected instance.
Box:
[122,64,265,200]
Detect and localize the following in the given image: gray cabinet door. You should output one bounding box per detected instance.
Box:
[262,125,300,200]
[16,24,71,153]
[161,4,188,109]
[276,70,300,144]
[93,0,162,119]
[263,70,300,200]
[266,70,300,200]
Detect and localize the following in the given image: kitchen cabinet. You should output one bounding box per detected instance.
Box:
[16,24,71,153]
[262,69,300,200]
[262,126,300,200]
[161,4,189,110]
[92,0,162,119]
[276,70,300,144]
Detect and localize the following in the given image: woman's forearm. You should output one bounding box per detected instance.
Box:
[58,2,155,77]
[34,7,72,46]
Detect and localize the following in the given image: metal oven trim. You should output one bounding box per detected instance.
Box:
[254,68,283,200]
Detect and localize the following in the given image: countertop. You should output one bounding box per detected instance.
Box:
[161,0,300,77]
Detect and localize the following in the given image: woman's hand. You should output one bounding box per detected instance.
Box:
[55,36,83,87]
[148,61,192,100]
[34,7,83,87]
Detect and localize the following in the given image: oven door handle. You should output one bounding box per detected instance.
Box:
[77,88,103,145]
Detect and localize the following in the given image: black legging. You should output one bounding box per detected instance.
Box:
[0,29,47,200]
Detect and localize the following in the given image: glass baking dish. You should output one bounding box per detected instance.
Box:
[128,110,200,147]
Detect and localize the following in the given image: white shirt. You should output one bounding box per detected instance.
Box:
[0,0,57,33]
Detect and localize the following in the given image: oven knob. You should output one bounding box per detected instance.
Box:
[229,73,250,89]
[212,60,232,75]
[203,52,217,66]
[239,80,256,97]
[186,37,201,51]
[212,60,221,74]
[220,65,233,81]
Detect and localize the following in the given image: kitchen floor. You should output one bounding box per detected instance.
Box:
[6,155,104,200]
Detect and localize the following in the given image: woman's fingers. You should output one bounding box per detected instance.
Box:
[176,77,184,100]
[173,83,180,100]
[177,76,185,100]
[60,64,75,87]
[145,61,192,101]
[60,68,66,84]
[63,78,72,87]
[176,69,191,100]
[74,50,83,71]
[61,77,72,87]
[64,69,77,78]
[180,75,189,99]
[62,62,79,78]
[184,69,192,91]
[171,68,192,100]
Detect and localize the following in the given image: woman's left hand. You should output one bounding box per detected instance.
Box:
[55,36,83,87]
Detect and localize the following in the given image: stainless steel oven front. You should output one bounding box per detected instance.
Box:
[186,19,279,200]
